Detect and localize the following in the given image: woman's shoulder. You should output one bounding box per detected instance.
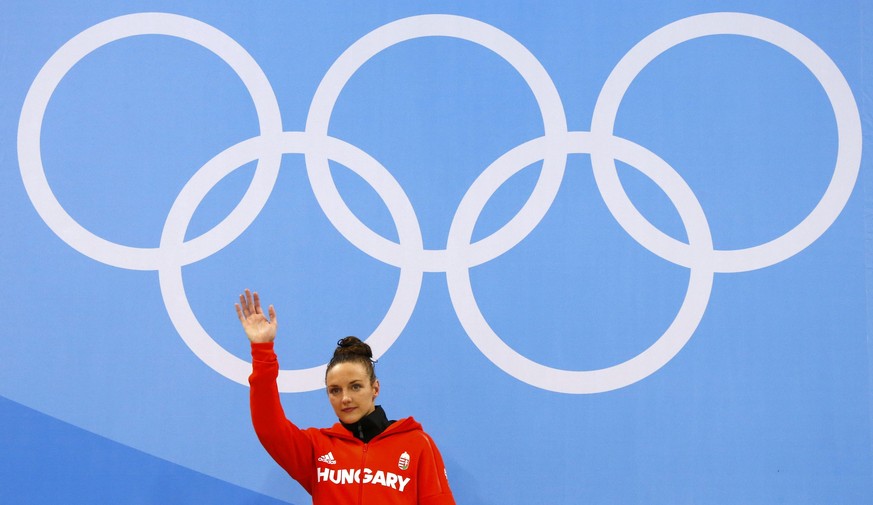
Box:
[383,417,446,450]
[384,416,423,433]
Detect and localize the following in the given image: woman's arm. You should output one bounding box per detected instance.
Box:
[417,431,456,505]
[238,290,316,493]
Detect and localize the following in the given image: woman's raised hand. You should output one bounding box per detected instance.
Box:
[235,289,277,343]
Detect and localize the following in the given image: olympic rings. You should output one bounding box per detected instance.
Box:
[18,12,861,393]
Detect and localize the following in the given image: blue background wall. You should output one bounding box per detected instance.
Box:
[2,1,871,503]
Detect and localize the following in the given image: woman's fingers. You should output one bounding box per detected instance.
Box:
[252,291,262,314]
[237,289,273,323]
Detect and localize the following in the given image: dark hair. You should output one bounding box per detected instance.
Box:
[326,336,377,383]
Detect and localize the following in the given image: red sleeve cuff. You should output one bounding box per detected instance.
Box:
[251,341,277,363]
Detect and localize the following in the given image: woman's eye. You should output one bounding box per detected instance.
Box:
[352,384,362,391]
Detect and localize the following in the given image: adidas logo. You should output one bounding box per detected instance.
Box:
[317,452,337,465]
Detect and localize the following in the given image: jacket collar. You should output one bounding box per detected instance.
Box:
[323,407,423,442]
[341,405,393,443]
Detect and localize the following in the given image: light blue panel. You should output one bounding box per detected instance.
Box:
[1,1,870,504]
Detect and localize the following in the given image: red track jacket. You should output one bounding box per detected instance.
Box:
[249,342,456,505]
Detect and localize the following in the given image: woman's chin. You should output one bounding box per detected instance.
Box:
[338,411,361,424]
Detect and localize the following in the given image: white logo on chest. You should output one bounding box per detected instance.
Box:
[317,467,411,492]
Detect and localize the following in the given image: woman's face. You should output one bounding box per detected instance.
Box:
[326,361,380,424]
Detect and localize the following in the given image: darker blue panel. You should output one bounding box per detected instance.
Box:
[0,396,293,504]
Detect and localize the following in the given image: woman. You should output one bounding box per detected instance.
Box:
[236,289,456,505]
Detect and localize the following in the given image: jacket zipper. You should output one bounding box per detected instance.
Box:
[358,442,369,505]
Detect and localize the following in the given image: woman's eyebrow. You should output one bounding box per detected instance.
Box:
[327,379,363,388]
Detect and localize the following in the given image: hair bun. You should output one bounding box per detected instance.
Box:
[334,336,373,359]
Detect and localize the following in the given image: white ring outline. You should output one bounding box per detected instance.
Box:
[158,133,424,390]
[17,13,284,271]
[590,12,861,273]
[305,14,569,272]
[447,132,714,393]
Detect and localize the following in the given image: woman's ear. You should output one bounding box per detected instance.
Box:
[373,379,380,399]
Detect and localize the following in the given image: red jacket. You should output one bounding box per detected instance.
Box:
[249,342,456,505]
